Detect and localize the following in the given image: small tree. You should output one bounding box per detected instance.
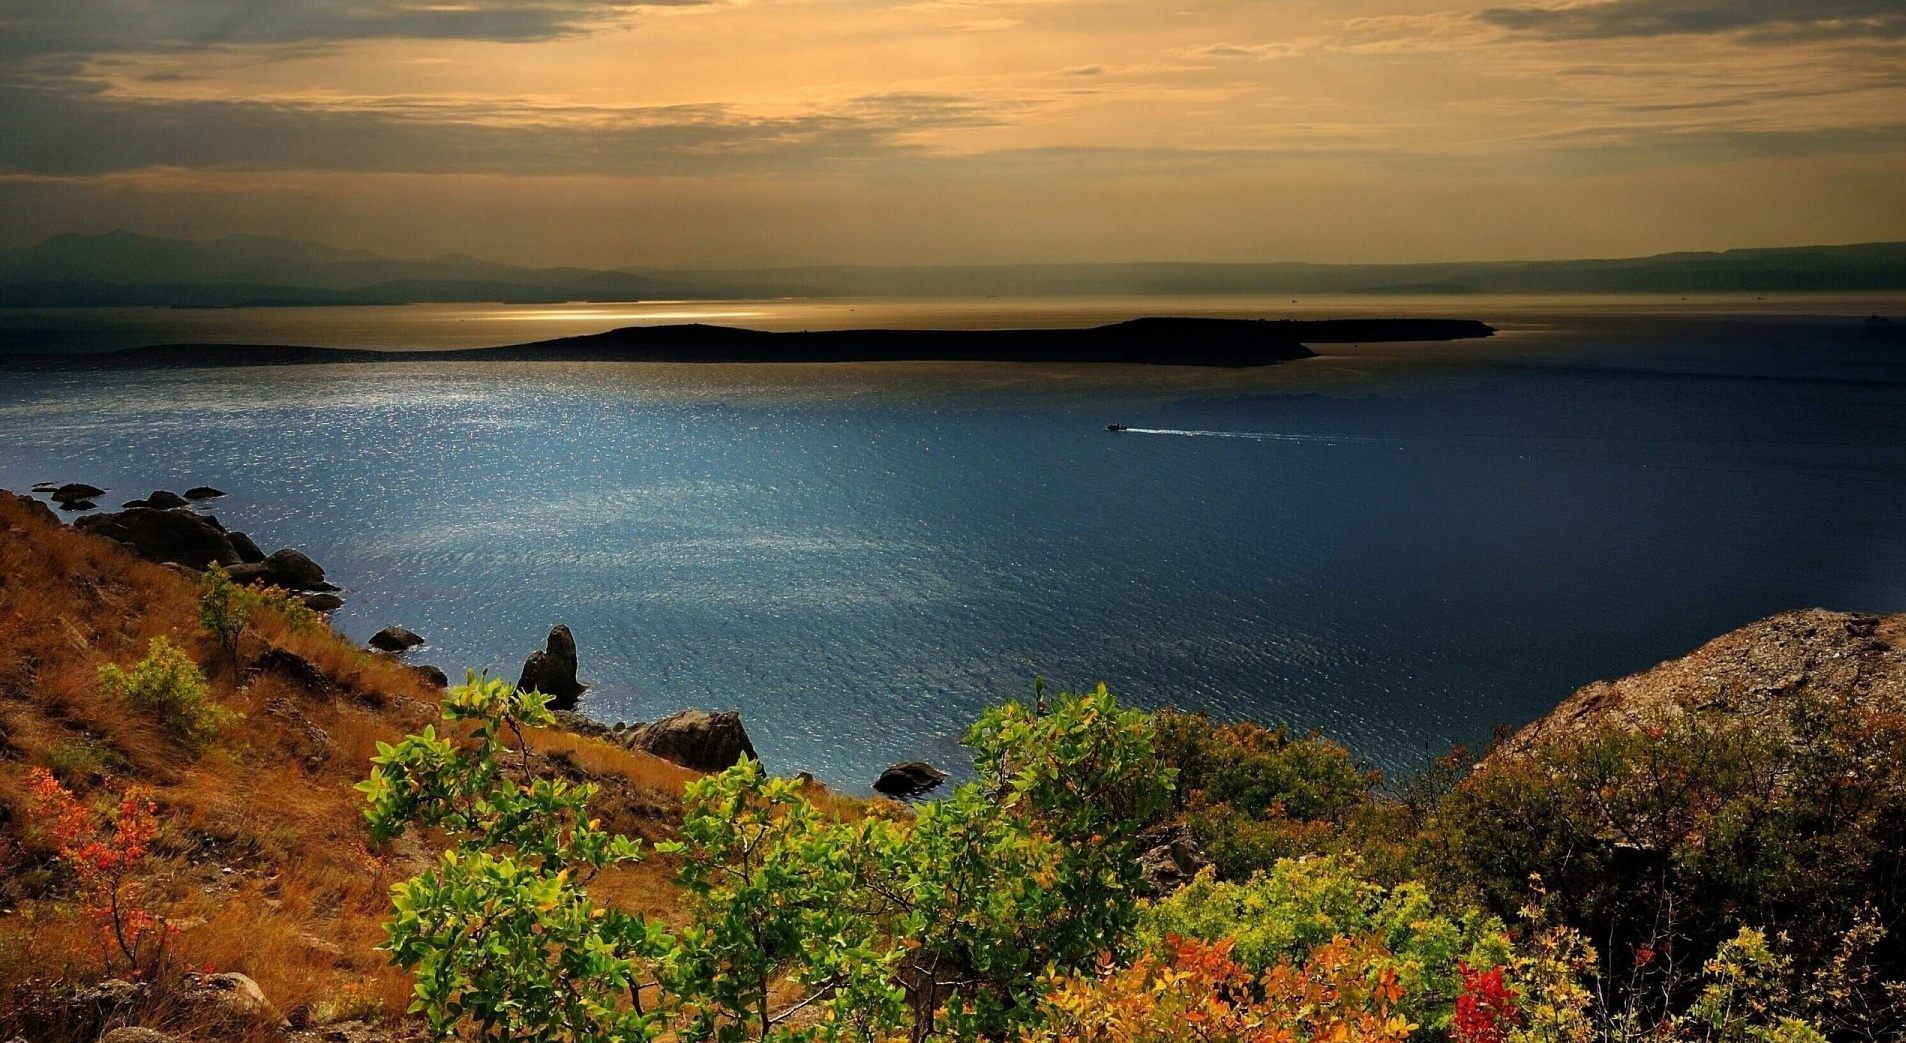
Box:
[358,675,669,1043]
[661,761,904,1043]
[197,565,251,668]
[27,768,169,975]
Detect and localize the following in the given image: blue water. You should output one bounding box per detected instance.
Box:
[4,303,1905,789]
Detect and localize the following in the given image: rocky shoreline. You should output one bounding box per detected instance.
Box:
[8,482,949,795]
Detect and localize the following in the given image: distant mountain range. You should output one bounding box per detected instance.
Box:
[1,231,1902,308]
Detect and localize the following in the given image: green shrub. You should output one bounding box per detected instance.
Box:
[1424,694,1906,1038]
[1152,711,1379,878]
[98,637,234,750]
[363,679,1173,1043]
[41,736,126,786]
[359,674,668,1043]
[1140,854,1510,1033]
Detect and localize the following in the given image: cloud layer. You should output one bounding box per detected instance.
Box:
[0,0,1901,263]
[1479,0,1906,40]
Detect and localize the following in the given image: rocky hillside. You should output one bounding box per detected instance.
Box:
[1497,608,1905,757]
[0,491,703,1043]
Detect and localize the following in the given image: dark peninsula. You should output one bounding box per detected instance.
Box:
[0,316,1494,370]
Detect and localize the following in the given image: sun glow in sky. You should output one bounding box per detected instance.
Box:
[2,0,1902,266]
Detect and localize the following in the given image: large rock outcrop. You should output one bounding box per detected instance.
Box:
[518,624,586,710]
[1497,609,1906,759]
[75,507,240,570]
[620,709,757,772]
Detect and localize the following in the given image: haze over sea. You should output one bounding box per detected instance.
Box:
[4,293,1904,789]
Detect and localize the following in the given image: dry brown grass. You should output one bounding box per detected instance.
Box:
[0,493,694,1041]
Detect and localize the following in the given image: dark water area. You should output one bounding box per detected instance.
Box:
[3,297,1904,791]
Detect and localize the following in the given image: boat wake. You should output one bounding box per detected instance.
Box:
[1118,428,1400,446]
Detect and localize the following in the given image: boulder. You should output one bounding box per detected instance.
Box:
[144,490,189,510]
[517,624,586,710]
[253,647,330,694]
[368,626,424,653]
[184,486,226,500]
[413,664,450,689]
[120,499,149,510]
[227,530,266,563]
[302,593,344,612]
[552,709,618,741]
[873,761,948,799]
[58,499,98,511]
[226,562,274,585]
[75,507,240,569]
[72,978,147,1013]
[264,548,328,590]
[622,709,757,772]
[52,482,105,501]
[181,971,279,1026]
[1134,824,1212,896]
[31,481,57,491]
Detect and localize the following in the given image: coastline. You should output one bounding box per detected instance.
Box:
[0,316,1494,370]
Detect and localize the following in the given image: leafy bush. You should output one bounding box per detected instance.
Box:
[1023,934,1416,1043]
[199,566,320,667]
[1152,711,1379,878]
[662,759,902,1043]
[1140,855,1510,1033]
[359,674,668,1043]
[1422,694,1906,1036]
[26,768,168,974]
[363,679,1172,1043]
[97,636,235,750]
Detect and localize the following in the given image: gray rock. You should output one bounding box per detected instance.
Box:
[184,486,226,500]
[873,761,949,799]
[120,499,150,510]
[52,483,105,501]
[264,548,327,590]
[368,626,424,653]
[1134,824,1212,896]
[226,562,274,585]
[58,499,98,511]
[622,709,757,772]
[227,530,266,563]
[144,490,189,510]
[551,709,617,741]
[302,593,344,612]
[72,978,147,1012]
[413,664,449,689]
[254,647,329,693]
[181,971,278,1026]
[517,624,586,710]
[74,507,240,569]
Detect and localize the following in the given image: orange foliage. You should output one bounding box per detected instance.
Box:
[1027,935,1418,1043]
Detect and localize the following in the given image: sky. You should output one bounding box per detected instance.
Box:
[2,0,1903,267]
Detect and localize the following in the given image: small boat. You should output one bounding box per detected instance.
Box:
[1106,423,1128,432]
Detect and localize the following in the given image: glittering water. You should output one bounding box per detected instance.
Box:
[3,299,1905,790]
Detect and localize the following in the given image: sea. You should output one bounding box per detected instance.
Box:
[3,293,1904,791]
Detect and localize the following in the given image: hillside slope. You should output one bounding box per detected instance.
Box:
[0,492,699,1043]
